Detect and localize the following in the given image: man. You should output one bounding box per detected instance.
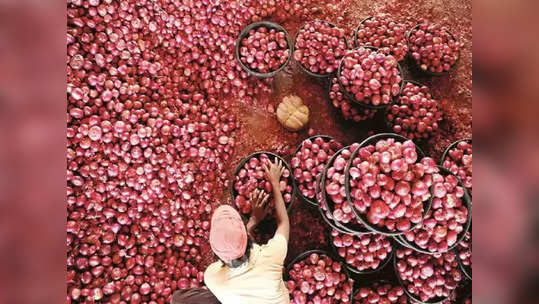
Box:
[171,159,290,304]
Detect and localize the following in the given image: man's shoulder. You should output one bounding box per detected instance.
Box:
[204,261,224,283]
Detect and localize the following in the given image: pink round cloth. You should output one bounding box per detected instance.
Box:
[209,205,247,263]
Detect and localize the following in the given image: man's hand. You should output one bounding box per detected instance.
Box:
[263,158,285,187]
[249,189,270,224]
[246,189,270,238]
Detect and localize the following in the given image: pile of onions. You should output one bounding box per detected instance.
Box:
[395,248,462,303]
[354,283,407,304]
[338,48,402,107]
[354,14,408,61]
[67,0,312,301]
[331,230,392,272]
[329,78,377,122]
[408,21,461,73]
[293,20,347,75]
[292,136,343,201]
[239,26,290,74]
[401,170,470,252]
[348,138,435,232]
[233,153,293,216]
[387,82,443,141]
[325,144,362,224]
[286,252,354,303]
[442,140,472,194]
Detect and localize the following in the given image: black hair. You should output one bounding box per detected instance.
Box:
[221,239,252,268]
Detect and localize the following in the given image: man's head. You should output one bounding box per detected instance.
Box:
[209,205,249,268]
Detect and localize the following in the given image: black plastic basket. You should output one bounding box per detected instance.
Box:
[293,20,348,78]
[393,166,472,255]
[316,174,354,235]
[344,133,432,236]
[337,47,405,110]
[406,24,460,77]
[231,151,296,220]
[235,21,293,78]
[328,229,395,276]
[294,135,337,207]
[321,145,370,234]
[393,245,456,304]
[283,249,355,301]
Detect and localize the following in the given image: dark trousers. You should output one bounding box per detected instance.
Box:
[170,288,221,304]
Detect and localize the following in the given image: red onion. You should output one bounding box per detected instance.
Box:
[286,253,354,303]
[239,26,290,74]
[292,137,343,201]
[355,14,408,61]
[329,78,377,122]
[293,20,347,75]
[233,153,293,216]
[395,249,462,303]
[338,48,402,106]
[331,230,392,272]
[409,21,461,73]
[442,140,472,194]
[348,138,435,232]
[354,282,407,304]
[402,170,469,252]
[387,82,442,141]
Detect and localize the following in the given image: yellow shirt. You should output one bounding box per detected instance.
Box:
[204,234,290,304]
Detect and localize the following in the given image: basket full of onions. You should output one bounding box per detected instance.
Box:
[284,250,354,303]
[441,139,472,196]
[292,135,344,206]
[329,78,377,122]
[386,80,443,141]
[293,20,348,77]
[329,229,393,275]
[321,144,369,235]
[337,47,404,109]
[407,21,461,76]
[353,14,409,61]
[394,247,463,304]
[345,133,434,236]
[394,166,472,254]
[316,174,354,235]
[236,21,293,78]
[232,152,295,217]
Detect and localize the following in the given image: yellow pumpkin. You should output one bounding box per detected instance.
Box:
[276,95,310,131]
